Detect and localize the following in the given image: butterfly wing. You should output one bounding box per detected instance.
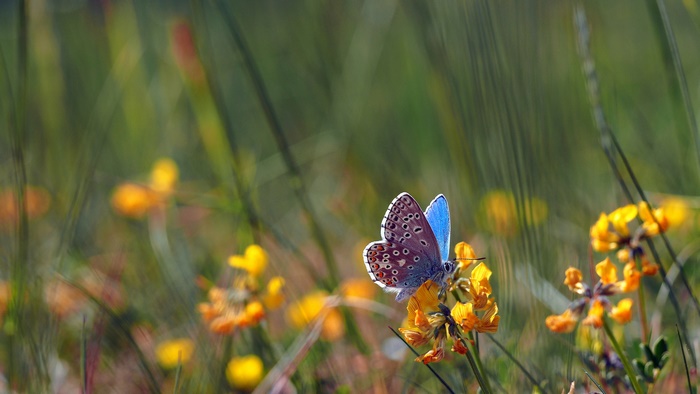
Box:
[363,193,443,301]
[424,194,450,262]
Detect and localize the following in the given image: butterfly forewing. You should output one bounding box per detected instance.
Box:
[364,193,443,293]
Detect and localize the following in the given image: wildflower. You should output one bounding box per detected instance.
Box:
[660,197,689,228]
[638,202,669,237]
[546,261,635,334]
[480,190,548,236]
[198,286,264,334]
[0,186,51,226]
[150,158,179,195]
[111,183,156,218]
[229,244,268,278]
[399,280,500,364]
[262,276,285,309]
[462,262,494,310]
[564,267,585,294]
[453,242,477,273]
[481,190,517,237]
[286,290,344,341]
[111,158,179,219]
[226,355,264,391]
[341,277,377,300]
[155,338,195,370]
[609,298,634,324]
[545,309,579,333]
[590,205,637,253]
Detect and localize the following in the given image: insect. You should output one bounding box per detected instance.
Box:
[363,192,455,302]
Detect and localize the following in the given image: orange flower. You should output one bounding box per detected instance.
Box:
[454,242,477,270]
[582,299,605,329]
[609,298,634,324]
[0,186,51,226]
[595,258,618,286]
[639,202,670,237]
[545,309,579,333]
[641,258,659,276]
[465,263,493,310]
[618,262,641,292]
[564,267,584,293]
[285,291,344,341]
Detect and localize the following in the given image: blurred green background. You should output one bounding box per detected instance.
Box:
[2,0,700,392]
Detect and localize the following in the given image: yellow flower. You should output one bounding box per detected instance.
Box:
[149,158,179,195]
[451,301,479,332]
[454,242,477,270]
[263,276,285,309]
[198,278,269,334]
[617,248,630,263]
[590,213,620,252]
[286,290,344,341]
[639,202,669,237]
[481,190,517,237]
[226,355,264,391]
[321,309,345,342]
[399,281,442,349]
[595,258,618,285]
[155,338,195,370]
[545,309,579,333]
[564,267,584,294]
[111,183,157,218]
[466,263,493,310]
[609,298,634,324]
[609,205,638,238]
[244,301,265,324]
[618,262,641,293]
[341,278,377,300]
[229,244,268,277]
[661,197,689,228]
[582,299,605,329]
[474,302,500,333]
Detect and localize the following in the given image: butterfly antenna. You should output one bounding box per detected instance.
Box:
[454,256,486,262]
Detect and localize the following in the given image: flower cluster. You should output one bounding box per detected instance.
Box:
[399,242,500,364]
[111,158,179,219]
[590,202,670,275]
[546,259,636,333]
[197,244,285,334]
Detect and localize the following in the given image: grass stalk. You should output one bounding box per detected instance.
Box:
[485,334,546,393]
[216,2,341,289]
[462,334,492,394]
[388,327,456,394]
[602,318,644,394]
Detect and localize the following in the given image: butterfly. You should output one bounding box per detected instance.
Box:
[363,192,456,302]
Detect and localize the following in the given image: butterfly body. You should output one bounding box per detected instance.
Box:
[363,192,454,302]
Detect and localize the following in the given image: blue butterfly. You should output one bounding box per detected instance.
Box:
[363,192,455,302]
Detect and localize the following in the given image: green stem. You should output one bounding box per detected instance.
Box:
[462,333,492,394]
[635,256,650,343]
[602,318,644,394]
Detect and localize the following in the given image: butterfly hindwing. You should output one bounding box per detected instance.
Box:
[424,194,450,262]
[363,193,443,300]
